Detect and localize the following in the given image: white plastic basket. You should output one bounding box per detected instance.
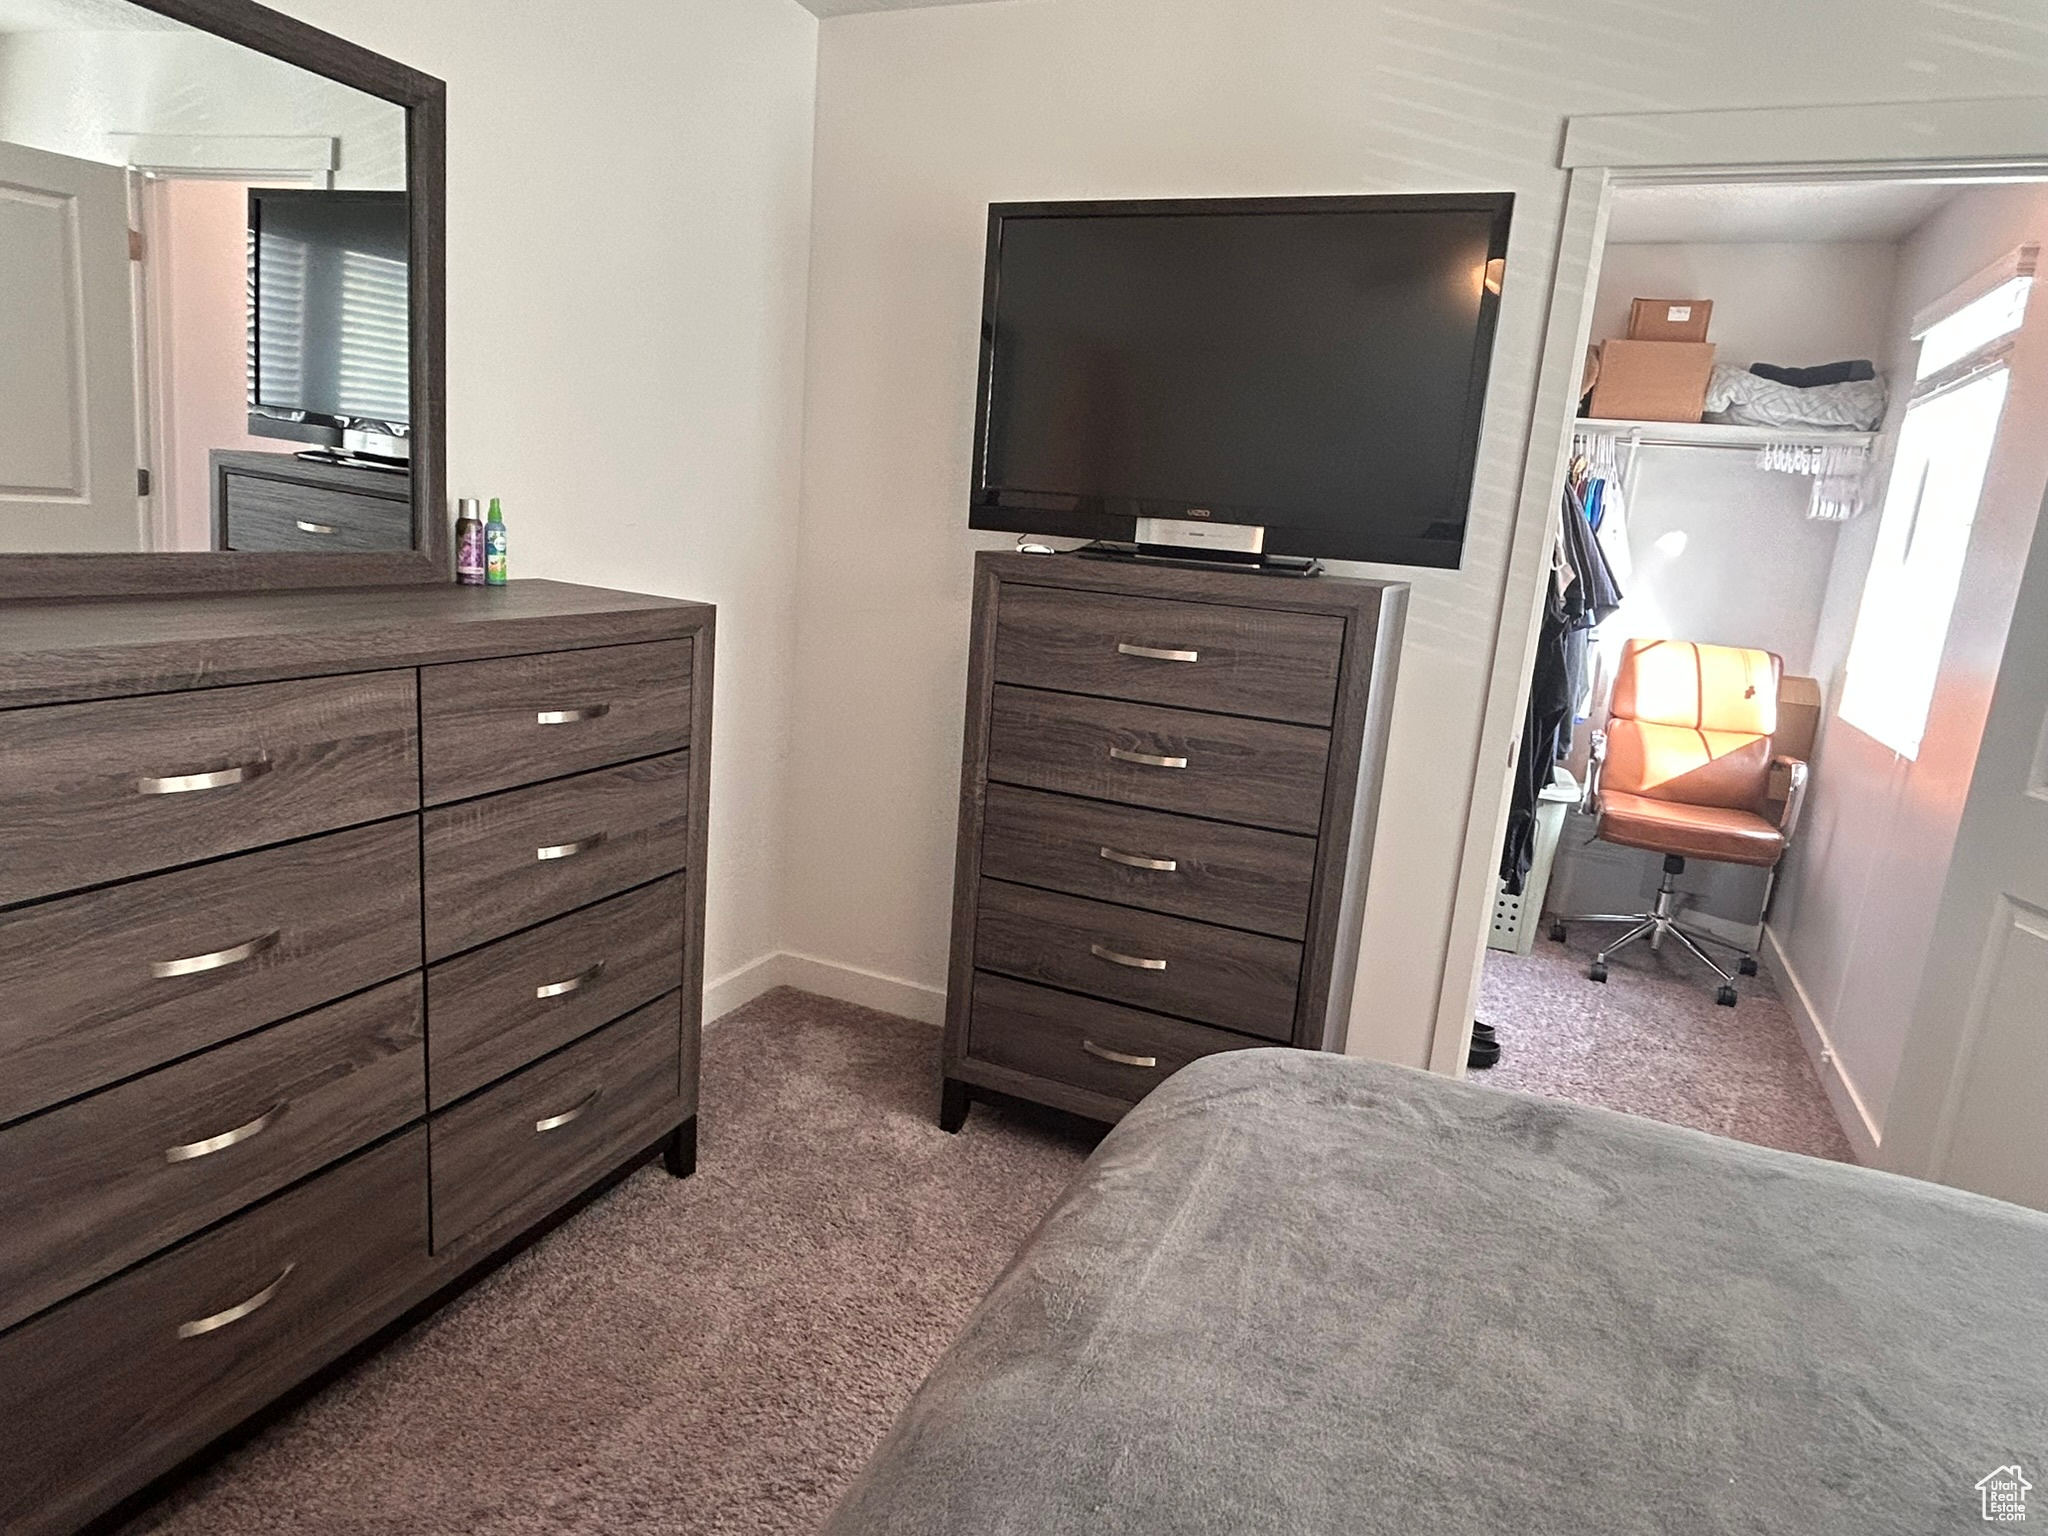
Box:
[1489,769,1579,956]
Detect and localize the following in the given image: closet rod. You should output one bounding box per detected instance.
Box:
[1576,420,1877,452]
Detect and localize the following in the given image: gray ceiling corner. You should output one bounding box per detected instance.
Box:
[797,0,1024,18]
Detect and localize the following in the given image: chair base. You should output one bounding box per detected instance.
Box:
[1548,854,1761,1008]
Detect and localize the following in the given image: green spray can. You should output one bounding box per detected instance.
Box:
[484,498,508,586]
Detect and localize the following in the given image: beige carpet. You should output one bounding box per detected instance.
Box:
[122,989,1097,1536]
[1476,928,1855,1163]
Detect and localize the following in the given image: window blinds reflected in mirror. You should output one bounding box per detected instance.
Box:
[336,248,409,423]
[252,227,307,412]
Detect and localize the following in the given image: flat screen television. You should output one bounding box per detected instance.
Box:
[969,193,1513,569]
[248,188,411,460]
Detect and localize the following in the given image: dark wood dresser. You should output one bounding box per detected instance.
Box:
[211,449,414,553]
[0,580,712,1535]
[941,552,1406,1129]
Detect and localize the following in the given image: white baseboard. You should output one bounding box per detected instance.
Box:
[777,952,946,1025]
[1760,925,1882,1164]
[702,951,792,1025]
[702,949,945,1027]
[1685,908,1760,951]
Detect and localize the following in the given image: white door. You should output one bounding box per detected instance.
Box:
[0,139,140,552]
[1882,476,2048,1209]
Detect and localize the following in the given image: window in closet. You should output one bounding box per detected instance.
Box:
[1839,250,2034,758]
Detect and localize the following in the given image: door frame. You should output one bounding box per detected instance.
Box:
[1426,99,2048,1117]
[131,147,334,552]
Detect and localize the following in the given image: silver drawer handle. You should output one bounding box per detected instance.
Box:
[537,832,608,862]
[151,929,281,980]
[1108,746,1188,770]
[294,519,337,535]
[535,1088,601,1134]
[1090,942,1167,971]
[1081,1039,1159,1069]
[1099,845,1178,873]
[537,704,611,726]
[137,756,272,796]
[535,961,606,1000]
[165,1103,284,1163]
[177,1263,296,1340]
[1116,642,1199,663]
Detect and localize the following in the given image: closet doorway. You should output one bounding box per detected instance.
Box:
[1472,168,2048,1178]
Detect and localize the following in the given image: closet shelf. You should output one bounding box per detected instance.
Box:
[1579,418,1877,451]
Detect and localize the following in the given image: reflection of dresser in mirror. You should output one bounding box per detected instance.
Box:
[209,450,413,553]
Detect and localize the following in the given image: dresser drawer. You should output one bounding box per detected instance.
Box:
[0,671,419,907]
[429,994,684,1254]
[427,876,685,1107]
[987,685,1329,836]
[980,784,1317,941]
[421,752,690,960]
[0,1129,429,1536]
[0,976,423,1334]
[0,821,422,1124]
[966,972,1266,1111]
[993,584,1345,726]
[220,475,413,553]
[975,879,1301,1040]
[419,638,693,805]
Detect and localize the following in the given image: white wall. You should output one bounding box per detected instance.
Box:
[783,0,2039,1059]
[269,0,821,1007]
[1770,182,2048,1153]
[1598,451,1839,675]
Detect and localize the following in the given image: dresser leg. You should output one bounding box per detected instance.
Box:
[662,1118,697,1179]
[940,1077,970,1134]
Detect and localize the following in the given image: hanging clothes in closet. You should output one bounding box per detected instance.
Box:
[1499,460,1623,896]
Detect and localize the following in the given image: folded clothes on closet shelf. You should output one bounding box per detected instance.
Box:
[1704,364,1887,431]
[1749,359,1877,387]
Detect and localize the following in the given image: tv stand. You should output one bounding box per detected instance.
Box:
[210,449,412,553]
[1073,542,1322,578]
[295,448,411,475]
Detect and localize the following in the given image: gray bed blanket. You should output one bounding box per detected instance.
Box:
[821,1049,2048,1535]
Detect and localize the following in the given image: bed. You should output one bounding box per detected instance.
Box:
[821,1049,2048,1535]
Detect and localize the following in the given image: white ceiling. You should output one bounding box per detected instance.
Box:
[1605,181,1966,246]
[796,0,1016,16]
[0,0,182,32]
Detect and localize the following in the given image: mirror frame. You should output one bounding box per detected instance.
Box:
[0,0,445,601]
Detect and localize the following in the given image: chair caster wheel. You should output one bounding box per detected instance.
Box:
[1588,961,1608,983]
[1549,920,1568,943]
[1716,985,1738,1007]
[1738,956,1759,977]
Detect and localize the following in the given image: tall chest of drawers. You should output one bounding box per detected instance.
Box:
[0,580,712,1536]
[941,552,1406,1129]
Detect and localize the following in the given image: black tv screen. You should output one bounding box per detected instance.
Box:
[249,189,410,433]
[970,194,1512,568]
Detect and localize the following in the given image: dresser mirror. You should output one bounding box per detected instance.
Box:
[0,0,443,599]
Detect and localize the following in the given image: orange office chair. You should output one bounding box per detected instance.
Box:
[1547,638,1810,1006]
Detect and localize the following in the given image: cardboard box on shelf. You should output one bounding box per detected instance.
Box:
[1628,297,1713,343]
[1586,339,1717,423]
[1776,674,1822,763]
